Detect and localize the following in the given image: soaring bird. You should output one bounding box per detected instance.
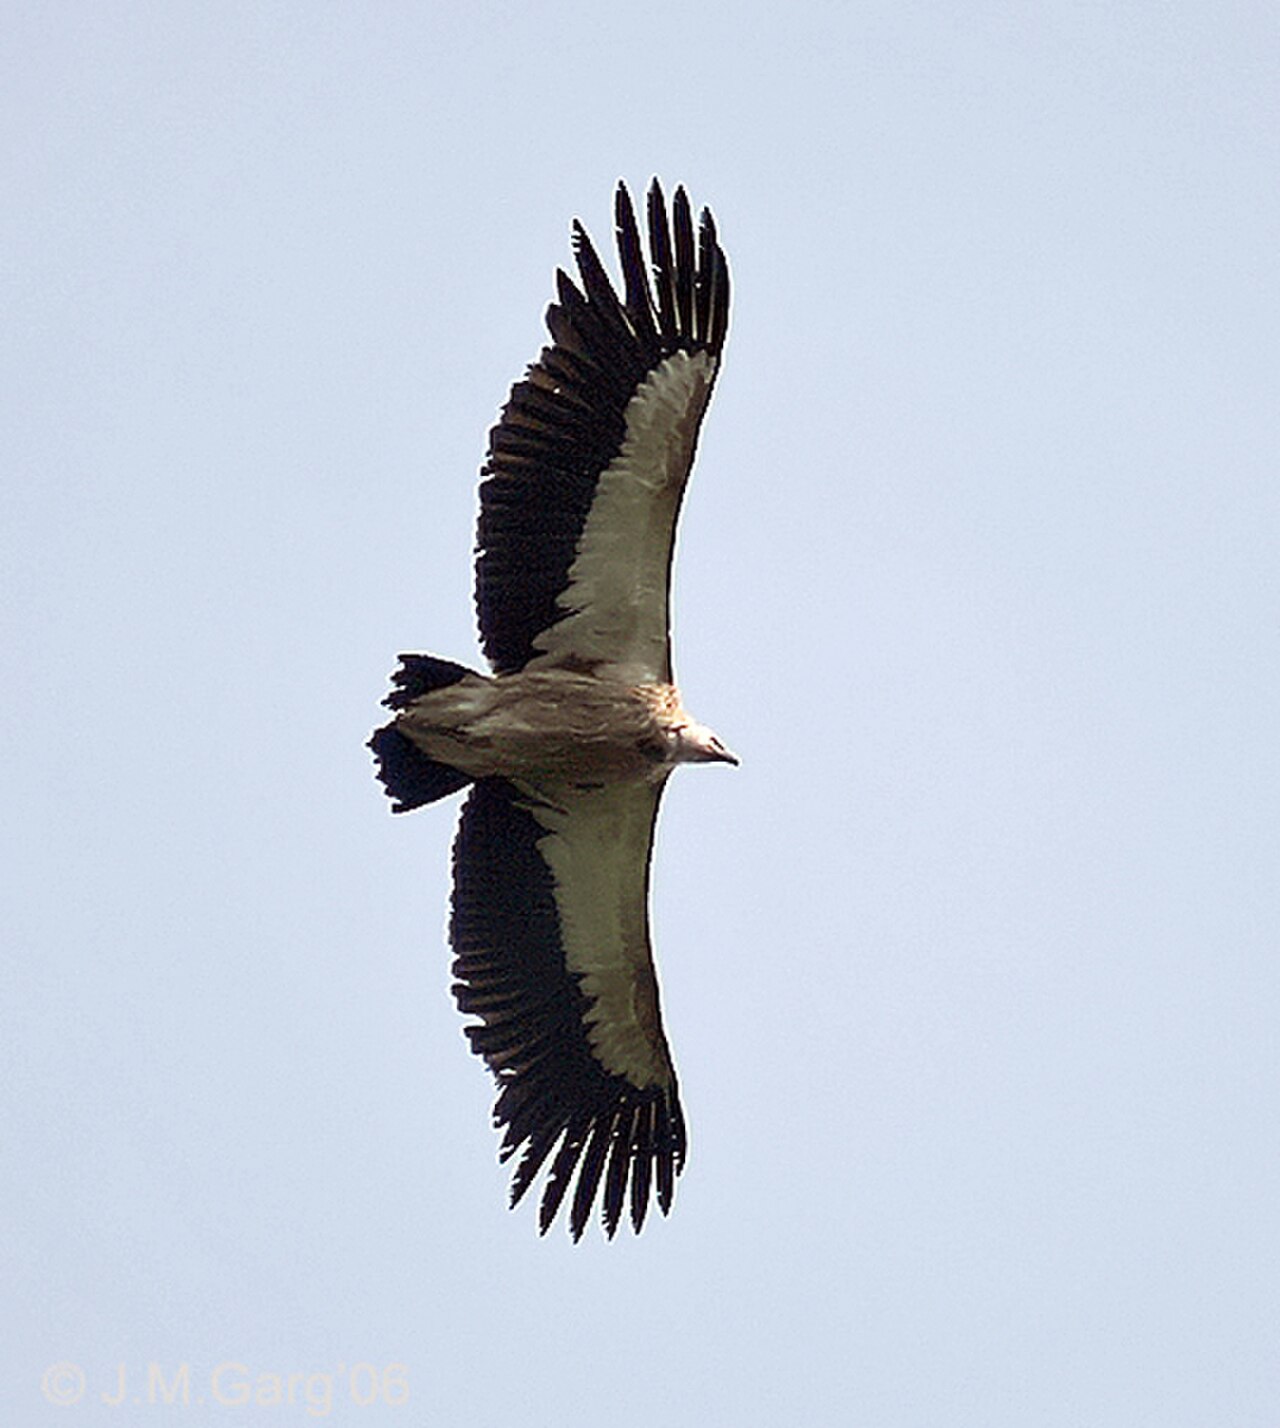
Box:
[370,180,734,1240]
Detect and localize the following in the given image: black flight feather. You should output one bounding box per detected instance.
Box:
[450,779,686,1240]
[474,179,729,675]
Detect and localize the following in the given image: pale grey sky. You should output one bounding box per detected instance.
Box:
[5,3,1279,1424]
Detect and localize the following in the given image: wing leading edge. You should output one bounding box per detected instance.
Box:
[475,180,730,681]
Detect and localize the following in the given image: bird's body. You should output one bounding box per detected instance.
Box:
[370,180,733,1239]
[393,671,727,788]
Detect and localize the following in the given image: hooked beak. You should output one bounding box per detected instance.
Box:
[676,719,739,767]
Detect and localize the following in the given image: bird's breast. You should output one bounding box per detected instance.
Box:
[398,670,678,787]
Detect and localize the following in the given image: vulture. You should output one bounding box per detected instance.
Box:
[370,179,734,1240]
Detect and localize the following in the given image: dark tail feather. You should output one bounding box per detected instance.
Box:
[368,724,471,812]
[382,652,475,710]
[370,652,478,812]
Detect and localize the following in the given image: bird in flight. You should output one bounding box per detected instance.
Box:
[370,180,734,1240]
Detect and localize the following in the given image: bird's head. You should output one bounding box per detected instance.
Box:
[672,719,739,767]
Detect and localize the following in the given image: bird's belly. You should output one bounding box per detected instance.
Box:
[401,671,670,787]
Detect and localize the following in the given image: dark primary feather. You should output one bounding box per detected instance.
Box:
[450,780,686,1240]
[474,179,730,675]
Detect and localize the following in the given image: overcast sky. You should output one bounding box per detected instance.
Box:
[5,3,1279,1424]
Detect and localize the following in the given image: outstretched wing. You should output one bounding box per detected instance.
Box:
[475,179,730,683]
[450,777,685,1240]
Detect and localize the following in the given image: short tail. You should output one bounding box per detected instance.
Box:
[369,653,477,813]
